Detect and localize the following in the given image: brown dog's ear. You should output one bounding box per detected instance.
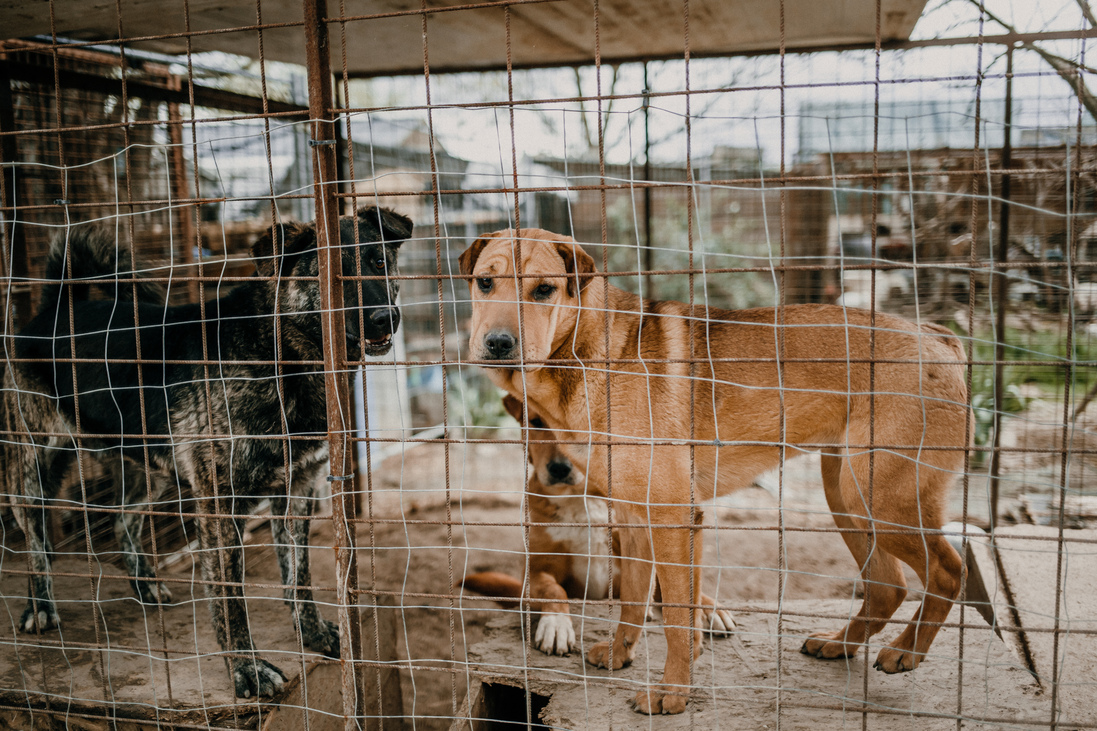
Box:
[554,239,596,296]
[459,234,495,278]
[251,222,316,277]
[501,394,525,424]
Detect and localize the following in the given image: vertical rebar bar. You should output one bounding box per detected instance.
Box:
[989,43,1014,533]
[303,1,364,728]
[0,56,31,330]
[642,62,654,300]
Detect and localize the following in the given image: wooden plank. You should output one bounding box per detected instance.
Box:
[1020,492,1097,524]
[262,662,345,731]
[1,59,307,116]
[360,595,405,730]
[991,525,1097,720]
[448,681,485,731]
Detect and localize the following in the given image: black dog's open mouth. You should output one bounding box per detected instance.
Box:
[364,333,392,348]
[358,333,393,355]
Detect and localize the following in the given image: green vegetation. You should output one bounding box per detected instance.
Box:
[447,371,514,438]
[960,322,1097,456]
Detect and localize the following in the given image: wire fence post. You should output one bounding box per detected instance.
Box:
[303,0,366,728]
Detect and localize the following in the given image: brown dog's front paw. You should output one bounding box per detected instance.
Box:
[873,645,920,673]
[586,639,632,670]
[702,606,736,637]
[800,631,859,660]
[628,685,689,715]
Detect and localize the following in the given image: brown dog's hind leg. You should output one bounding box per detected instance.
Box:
[873,531,962,673]
[802,451,908,661]
[587,523,653,672]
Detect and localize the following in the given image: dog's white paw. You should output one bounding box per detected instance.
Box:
[534,612,576,655]
[703,606,736,636]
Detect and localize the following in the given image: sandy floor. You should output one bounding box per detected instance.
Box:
[0,440,1049,729]
[363,442,911,728]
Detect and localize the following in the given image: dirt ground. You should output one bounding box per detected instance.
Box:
[364,442,930,729]
[0,441,994,729]
[374,501,864,728]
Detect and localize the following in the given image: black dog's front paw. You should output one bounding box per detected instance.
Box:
[304,618,341,658]
[133,579,173,605]
[230,656,288,699]
[20,599,60,634]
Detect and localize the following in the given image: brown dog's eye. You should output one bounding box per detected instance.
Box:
[477,278,492,292]
[529,417,545,429]
[533,283,556,300]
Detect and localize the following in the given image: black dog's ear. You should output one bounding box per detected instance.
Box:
[554,239,596,297]
[459,234,496,277]
[251,222,317,277]
[359,206,413,247]
[501,394,525,425]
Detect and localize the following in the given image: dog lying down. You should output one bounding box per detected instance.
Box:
[5,206,412,698]
[460,394,734,656]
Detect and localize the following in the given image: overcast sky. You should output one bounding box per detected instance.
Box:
[340,0,1094,170]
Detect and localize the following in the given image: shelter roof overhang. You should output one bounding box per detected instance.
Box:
[4,0,929,76]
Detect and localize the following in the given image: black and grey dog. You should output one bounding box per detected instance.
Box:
[4,206,412,698]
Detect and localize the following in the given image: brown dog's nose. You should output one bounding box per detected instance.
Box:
[484,331,515,358]
[547,459,573,484]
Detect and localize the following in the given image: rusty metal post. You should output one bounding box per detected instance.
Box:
[166,89,199,304]
[989,43,1014,532]
[642,62,654,299]
[0,51,31,330]
[303,1,365,728]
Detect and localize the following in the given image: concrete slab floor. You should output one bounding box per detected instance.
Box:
[979,526,1097,724]
[465,598,1084,730]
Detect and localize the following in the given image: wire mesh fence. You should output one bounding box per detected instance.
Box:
[1,0,1096,729]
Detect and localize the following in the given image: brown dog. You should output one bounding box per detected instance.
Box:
[459,395,734,655]
[459,229,970,714]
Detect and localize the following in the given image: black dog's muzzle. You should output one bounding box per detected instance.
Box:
[368,307,400,337]
[349,306,400,356]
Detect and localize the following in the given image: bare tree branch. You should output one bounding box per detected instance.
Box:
[969,0,1097,120]
[1034,45,1097,120]
[1076,0,1097,29]
[572,65,624,155]
[572,67,595,152]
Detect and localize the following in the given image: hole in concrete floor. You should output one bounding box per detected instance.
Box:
[481,683,550,730]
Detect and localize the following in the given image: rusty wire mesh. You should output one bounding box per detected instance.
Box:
[1,0,1096,729]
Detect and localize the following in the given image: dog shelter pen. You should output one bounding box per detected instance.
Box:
[1,0,1096,728]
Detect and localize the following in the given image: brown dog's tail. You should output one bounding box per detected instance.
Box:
[457,571,523,608]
